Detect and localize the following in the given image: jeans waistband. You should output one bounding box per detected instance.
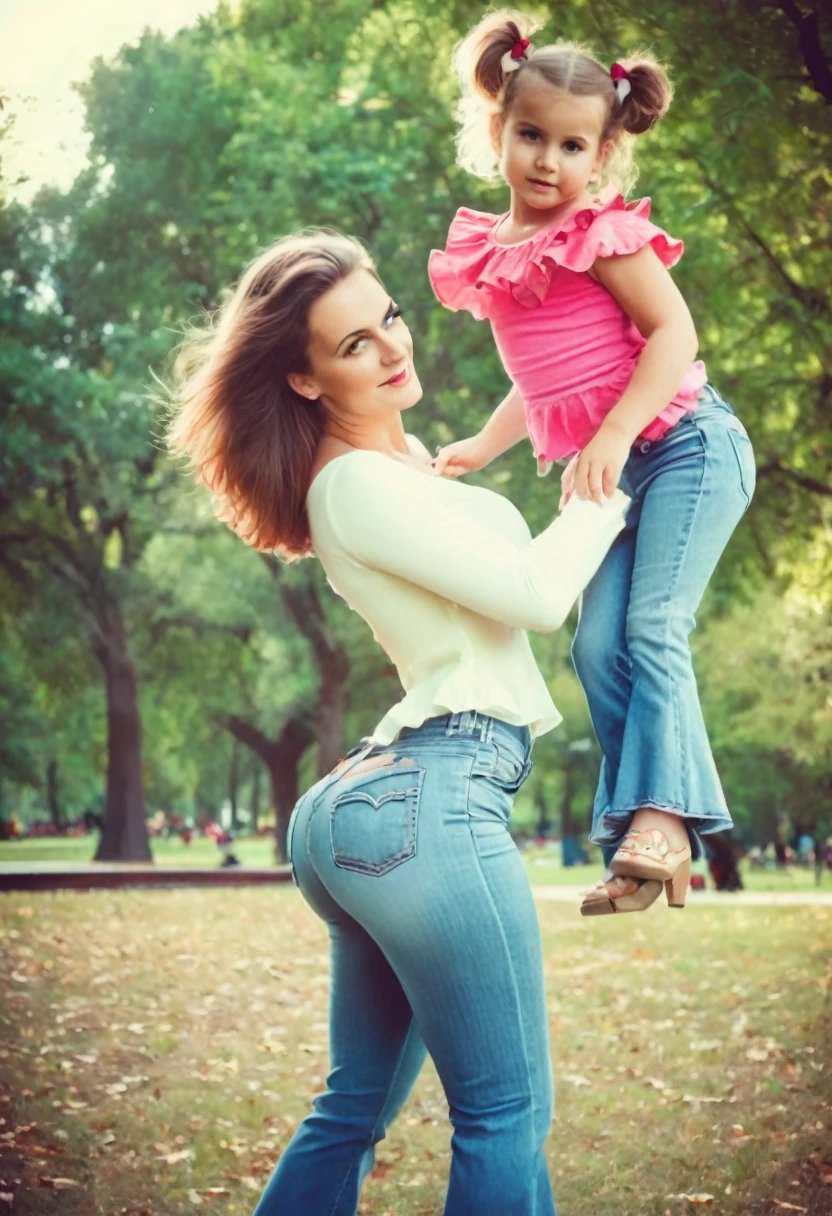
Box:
[696,382,734,413]
[634,384,735,454]
[394,711,531,755]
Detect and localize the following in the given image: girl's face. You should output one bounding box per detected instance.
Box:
[288,268,423,425]
[495,78,610,216]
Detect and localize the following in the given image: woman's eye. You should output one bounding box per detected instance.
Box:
[564,141,582,153]
[346,308,403,355]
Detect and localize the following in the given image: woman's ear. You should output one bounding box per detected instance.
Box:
[489,113,504,159]
[287,372,320,401]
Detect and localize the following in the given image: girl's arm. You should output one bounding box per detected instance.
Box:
[433,385,527,478]
[570,245,699,504]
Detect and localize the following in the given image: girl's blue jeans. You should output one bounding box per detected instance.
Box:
[571,384,756,862]
[253,711,556,1216]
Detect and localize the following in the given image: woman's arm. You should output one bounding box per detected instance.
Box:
[571,245,698,504]
[321,453,628,633]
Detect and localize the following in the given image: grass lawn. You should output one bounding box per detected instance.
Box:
[1,835,828,895]
[0,887,830,1215]
[0,835,276,868]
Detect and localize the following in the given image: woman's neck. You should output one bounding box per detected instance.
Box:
[323,416,411,458]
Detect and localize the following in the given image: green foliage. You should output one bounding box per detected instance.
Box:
[1,0,829,839]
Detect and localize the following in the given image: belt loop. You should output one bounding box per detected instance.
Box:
[446,712,460,737]
[483,716,494,743]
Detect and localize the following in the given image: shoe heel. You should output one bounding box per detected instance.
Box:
[665,858,690,908]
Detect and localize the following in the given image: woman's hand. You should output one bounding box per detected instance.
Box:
[433,434,491,478]
[570,424,632,506]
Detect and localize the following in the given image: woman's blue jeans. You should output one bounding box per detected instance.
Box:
[571,385,756,862]
[253,711,556,1216]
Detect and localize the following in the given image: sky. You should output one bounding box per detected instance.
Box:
[0,0,219,199]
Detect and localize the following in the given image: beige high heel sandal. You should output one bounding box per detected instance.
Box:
[608,828,692,908]
[580,870,663,916]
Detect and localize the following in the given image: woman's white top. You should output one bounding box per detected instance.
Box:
[306,439,628,745]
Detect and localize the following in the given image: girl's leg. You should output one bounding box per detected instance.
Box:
[571,514,637,838]
[305,719,556,1216]
[253,798,427,1216]
[572,518,661,907]
[597,402,755,852]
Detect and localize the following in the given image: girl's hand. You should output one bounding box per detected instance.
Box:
[433,434,490,478]
[572,424,632,505]
[558,455,578,511]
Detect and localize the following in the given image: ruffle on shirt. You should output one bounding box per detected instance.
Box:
[525,356,709,464]
[428,194,684,316]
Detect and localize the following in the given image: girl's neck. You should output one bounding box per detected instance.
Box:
[505,189,592,239]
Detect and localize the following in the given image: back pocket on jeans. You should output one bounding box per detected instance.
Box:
[330,763,425,876]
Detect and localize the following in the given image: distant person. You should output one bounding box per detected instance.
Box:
[706,832,743,892]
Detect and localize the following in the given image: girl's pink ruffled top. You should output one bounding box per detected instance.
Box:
[428,193,707,462]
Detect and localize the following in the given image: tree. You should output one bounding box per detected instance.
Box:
[2,0,829,860]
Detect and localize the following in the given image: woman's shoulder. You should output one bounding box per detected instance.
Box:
[307,445,445,562]
[308,442,435,518]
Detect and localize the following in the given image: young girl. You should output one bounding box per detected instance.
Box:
[429,10,756,915]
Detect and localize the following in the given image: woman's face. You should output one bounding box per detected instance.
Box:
[289,268,423,425]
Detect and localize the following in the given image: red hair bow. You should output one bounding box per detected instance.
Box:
[609,62,631,102]
[511,38,531,60]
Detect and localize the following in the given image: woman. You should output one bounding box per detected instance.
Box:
[167,230,628,1216]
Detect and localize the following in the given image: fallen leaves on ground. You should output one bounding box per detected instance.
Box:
[0,890,830,1215]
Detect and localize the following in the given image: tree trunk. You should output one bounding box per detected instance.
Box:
[221,712,314,864]
[534,787,551,837]
[260,558,350,776]
[93,603,151,862]
[250,762,262,834]
[315,648,349,776]
[269,740,303,864]
[560,764,584,867]
[228,738,240,831]
[560,763,576,840]
[46,759,62,829]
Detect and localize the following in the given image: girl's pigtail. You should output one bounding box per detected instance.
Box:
[616,54,672,134]
[453,9,541,102]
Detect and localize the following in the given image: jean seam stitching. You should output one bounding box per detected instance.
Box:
[463,753,540,1146]
[654,425,705,814]
[325,1019,419,1216]
[726,428,753,510]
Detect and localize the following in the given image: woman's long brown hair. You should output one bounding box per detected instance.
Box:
[167,230,375,558]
